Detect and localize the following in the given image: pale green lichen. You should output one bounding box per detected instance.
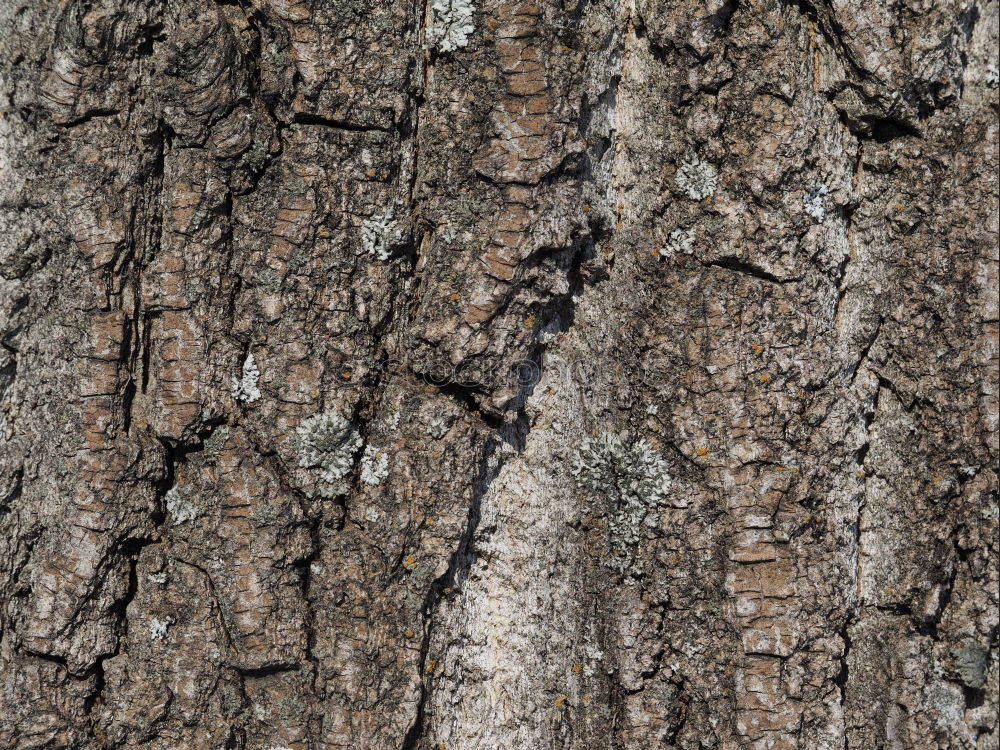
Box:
[231,353,261,403]
[804,183,829,224]
[360,444,390,486]
[571,431,672,572]
[952,643,990,689]
[252,501,282,527]
[258,267,283,291]
[985,62,999,87]
[361,207,399,261]
[661,227,695,258]
[425,415,449,439]
[202,425,230,461]
[165,486,198,525]
[675,152,718,200]
[428,0,475,53]
[295,410,362,496]
[221,686,245,719]
[149,616,173,640]
[279,696,307,719]
[583,644,605,677]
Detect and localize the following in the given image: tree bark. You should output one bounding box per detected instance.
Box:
[1,0,997,748]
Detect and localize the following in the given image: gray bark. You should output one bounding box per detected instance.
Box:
[1,0,997,748]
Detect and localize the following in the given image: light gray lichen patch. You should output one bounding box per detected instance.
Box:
[925,681,965,727]
[583,643,605,677]
[661,227,695,257]
[985,62,999,87]
[165,486,198,525]
[295,410,362,497]
[360,444,390,486]
[675,152,718,200]
[361,206,400,261]
[428,0,475,53]
[425,415,449,439]
[981,499,999,522]
[231,353,261,403]
[571,431,672,572]
[149,616,173,641]
[803,183,829,224]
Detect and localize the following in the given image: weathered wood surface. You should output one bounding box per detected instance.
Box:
[1,0,997,747]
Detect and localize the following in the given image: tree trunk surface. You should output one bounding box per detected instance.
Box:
[1,0,997,748]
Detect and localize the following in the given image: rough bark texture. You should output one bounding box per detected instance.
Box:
[1,0,998,748]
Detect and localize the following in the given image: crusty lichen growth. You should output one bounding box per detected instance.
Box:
[425,415,450,439]
[803,183,829,224]
[952,643,990,689]
[675,152,718,200]
[985,62,999,87]
[202,425,230,462]
[148,616,173,641]
[165,486,198,525]
[571,431,672,572]
[361,206,399,261]
[295,410,362,496]
[231,352,261,402]
[662,227,695,257]
[427,0,475,53]
[360,444,390,486]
